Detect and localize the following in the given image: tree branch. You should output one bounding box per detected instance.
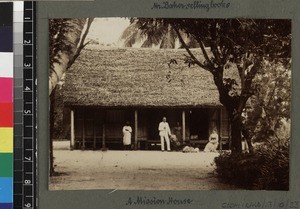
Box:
[209,21,223,65]
[211,44,223,65]
[67,18,94,69]
[171,24,211,71]
[266,76,280,109]
[237,59,261,114]
[193,36,214,67]
[188,20,214,67]
[238,54,253,89]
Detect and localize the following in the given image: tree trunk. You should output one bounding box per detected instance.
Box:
[49,18,94,176]
[49,19,86,96]
[49,87,56,176]
[230,115,242,153]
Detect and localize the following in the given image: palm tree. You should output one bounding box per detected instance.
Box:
[119,18,199,49]
[49,18,94,96]
[49,18,94,176]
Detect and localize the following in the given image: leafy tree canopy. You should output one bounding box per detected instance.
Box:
[130,18,291,152]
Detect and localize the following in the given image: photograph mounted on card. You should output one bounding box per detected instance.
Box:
[48,17,291,191]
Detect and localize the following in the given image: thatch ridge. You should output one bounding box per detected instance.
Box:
[63,46,231,107]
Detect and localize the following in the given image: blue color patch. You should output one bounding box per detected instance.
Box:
[0,177,12,203]
[0,27,13,52]
[0,203,12,209]
[0,2,13,52]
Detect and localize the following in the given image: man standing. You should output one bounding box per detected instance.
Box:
[158,117,171,152]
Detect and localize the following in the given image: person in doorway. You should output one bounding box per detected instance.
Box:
[241,126,250,153]
[204,129,219,152]
[122,121,132,150]
[170,121,182,150]
[173,122,182,143]
[158,117,171,152]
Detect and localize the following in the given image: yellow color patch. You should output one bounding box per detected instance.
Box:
[0,128,13,153]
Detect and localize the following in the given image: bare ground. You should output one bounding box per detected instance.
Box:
[49,141,238,190]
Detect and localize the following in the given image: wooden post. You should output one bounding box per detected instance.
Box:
[134,110,138,150]
[82,118,86,150]
[102,123,106,149]
[70,110,75,150]
[93,120,96,150]
[182,110,186,142]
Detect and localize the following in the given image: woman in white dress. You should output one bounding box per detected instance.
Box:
[122,121,132,150]
[204,130,219,152]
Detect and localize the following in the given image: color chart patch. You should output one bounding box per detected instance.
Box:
[0,103,13,127]
[0,2,14,209]
[13,2,36,209]
[0,3,13,53]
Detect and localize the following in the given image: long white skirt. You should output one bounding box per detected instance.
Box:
[123,132,131,145]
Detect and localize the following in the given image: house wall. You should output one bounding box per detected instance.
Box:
[72,107,229,150]
[74,108,133,149]
[139,108,183,140]
[209,108,220,136]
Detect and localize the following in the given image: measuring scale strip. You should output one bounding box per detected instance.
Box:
[22,2,36,209]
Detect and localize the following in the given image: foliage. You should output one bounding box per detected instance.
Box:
[49,18,94,75]
[51,84,70,139]
[214,152,259,188]
[214,138,289,190]
[49,18,93,96]
[49,18,93,175]
[120,19,198,48]
[129,18,291,152]
[50,18,93,137]
[49,19,73,72]
[243,59,291,143]
[258,61,291,118]
[253,138,289,190]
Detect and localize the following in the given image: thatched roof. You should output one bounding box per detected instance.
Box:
[64,46,235,107]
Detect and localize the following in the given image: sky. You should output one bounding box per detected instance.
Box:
[87,18,130,46]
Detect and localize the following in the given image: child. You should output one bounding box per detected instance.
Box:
[204,130,219,152]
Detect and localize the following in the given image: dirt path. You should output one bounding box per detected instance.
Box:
[49,141,237,190]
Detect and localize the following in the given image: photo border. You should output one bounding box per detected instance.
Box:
[38,0,300,208]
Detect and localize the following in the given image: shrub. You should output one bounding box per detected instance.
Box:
[214,139,289,190]
[214,152,260,189]
[253,139,289,190]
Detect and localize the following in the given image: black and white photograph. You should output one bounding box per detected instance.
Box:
[49,18,291,191]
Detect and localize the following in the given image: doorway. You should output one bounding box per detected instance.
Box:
[189,109,209,140]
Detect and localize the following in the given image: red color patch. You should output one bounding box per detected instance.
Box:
[0,103,13,127]
[0,78,13,102]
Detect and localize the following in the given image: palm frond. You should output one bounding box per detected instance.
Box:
[119,23,145,47]
[160,25,176,48]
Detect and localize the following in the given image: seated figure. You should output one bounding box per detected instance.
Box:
[204,130,219,152]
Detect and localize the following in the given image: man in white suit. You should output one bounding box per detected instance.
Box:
[158,117,171,151]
